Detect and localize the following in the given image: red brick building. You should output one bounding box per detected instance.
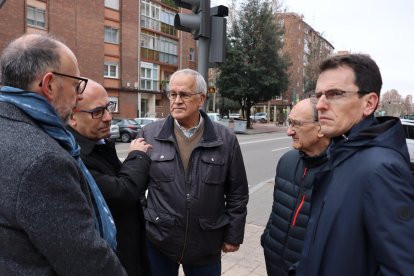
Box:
[0,0,197,118]
[279,12,334,103]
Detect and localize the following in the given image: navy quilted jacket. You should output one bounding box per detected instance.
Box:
[261,149,328,276]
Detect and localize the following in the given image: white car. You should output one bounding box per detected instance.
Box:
[250,112,268,123]
[134,117,160,128]
[401,118,414,172]
[207,113,222,122]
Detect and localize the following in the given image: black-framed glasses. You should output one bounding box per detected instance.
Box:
[287,118,317,128]
[74,102,116,119]
[314,89,361,101]
[167,91,202,101]
[39,71,88,94]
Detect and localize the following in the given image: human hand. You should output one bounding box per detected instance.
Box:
[129,138,152,153]
[221,242,240,253]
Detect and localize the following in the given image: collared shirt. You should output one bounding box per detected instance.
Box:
[174,113,203,138]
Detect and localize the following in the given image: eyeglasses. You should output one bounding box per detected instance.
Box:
[39,71,88,94]
[287,118,317,128]
[314,89,361,101]
[167,91,202,101]
[73,102,116,119]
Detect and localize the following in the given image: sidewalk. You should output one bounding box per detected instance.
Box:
[221,180,274,276]
[178,179,275,276]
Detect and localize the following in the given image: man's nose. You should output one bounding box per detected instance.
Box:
[76,93,84,102]
[287,127,295,136]
[102,109,112,121]
[316,96,328,111]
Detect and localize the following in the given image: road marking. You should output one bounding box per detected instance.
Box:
[249,178,274,195]
[239,137,290,145]
[271,147,290,152]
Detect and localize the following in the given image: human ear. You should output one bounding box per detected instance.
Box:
[363,92,379,116]
[39,72,55,102]
[198,93,206,108]
[68,112,77,127]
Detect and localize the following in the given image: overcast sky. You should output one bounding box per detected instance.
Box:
[213,0,414,98]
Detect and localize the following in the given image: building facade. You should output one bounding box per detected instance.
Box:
[0,0,197,119]
[250,12,334,123]
[278,12,334,103]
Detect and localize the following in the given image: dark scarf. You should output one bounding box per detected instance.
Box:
[0,86,117,250]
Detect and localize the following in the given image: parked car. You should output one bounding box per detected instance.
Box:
[229,113,241,119]
[250,112,268,123]
[207,113,222,122]
[111,118,140,142]
[109,123,120,141]
[401,118,414,173]
[134,117,160,128]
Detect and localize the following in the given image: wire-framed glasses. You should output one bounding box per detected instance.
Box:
[167,91,202,101]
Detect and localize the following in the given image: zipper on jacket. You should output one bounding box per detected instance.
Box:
[178,153,194,263]
[292,195,306,226]
[291,167,308,227]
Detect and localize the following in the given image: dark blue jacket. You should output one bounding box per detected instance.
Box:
[261,149,328,276]
[296,115,414,276]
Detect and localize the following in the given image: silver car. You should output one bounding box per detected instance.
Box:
[110,123,120,140]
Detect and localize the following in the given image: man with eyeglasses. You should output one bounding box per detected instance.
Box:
[261,98,330,276]
[140,69,249,276]
[0,34,127,274]
[295,54,414,275]
[67,79,152,276]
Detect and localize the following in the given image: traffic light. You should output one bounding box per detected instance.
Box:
[209,5,228,64]
[174,0,210,39]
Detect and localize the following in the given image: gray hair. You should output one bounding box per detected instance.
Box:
[0,34,62,90]
[169,68,207,95]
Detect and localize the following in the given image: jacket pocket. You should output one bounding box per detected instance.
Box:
[200,154,225,185]
[144,208,176,244]
[149,151,176,189]
[197,215,229,255]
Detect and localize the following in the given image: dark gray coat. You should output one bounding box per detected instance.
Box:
[0,102,126,275]
[142,110,249,265]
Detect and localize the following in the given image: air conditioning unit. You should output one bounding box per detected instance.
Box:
[126,82,131,88]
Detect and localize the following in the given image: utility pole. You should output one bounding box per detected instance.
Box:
[174,0,228,110]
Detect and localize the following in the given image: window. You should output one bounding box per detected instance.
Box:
[27,6,45,28]
[104,26,119,44]
[104,62,119,78]
[189,48,195,62]
[104,0,119,10]
[108,96,119,113]
[140,62,159,91]
[140,32,178,65]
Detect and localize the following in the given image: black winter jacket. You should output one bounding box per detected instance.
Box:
[69,127,151,276]
[142,110,249,265]
[261,149,328,276]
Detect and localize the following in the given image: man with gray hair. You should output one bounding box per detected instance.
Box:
[141,69,249,275]
[0,34,126,275]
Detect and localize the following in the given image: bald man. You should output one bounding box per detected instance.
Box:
[68,80,152,276]
[261,98,330,276]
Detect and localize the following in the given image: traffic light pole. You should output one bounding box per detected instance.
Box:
[174,0,228,111]
[198,37,209,111]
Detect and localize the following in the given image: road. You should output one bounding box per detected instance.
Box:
[115,132,292,188]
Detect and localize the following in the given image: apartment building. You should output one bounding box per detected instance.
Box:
[0,0,196,118]
[279,12,334,103]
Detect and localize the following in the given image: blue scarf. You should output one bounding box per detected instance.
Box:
[0,86,117,250]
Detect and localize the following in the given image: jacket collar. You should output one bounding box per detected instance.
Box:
[157,110,221,144]
[67,126,103,156]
